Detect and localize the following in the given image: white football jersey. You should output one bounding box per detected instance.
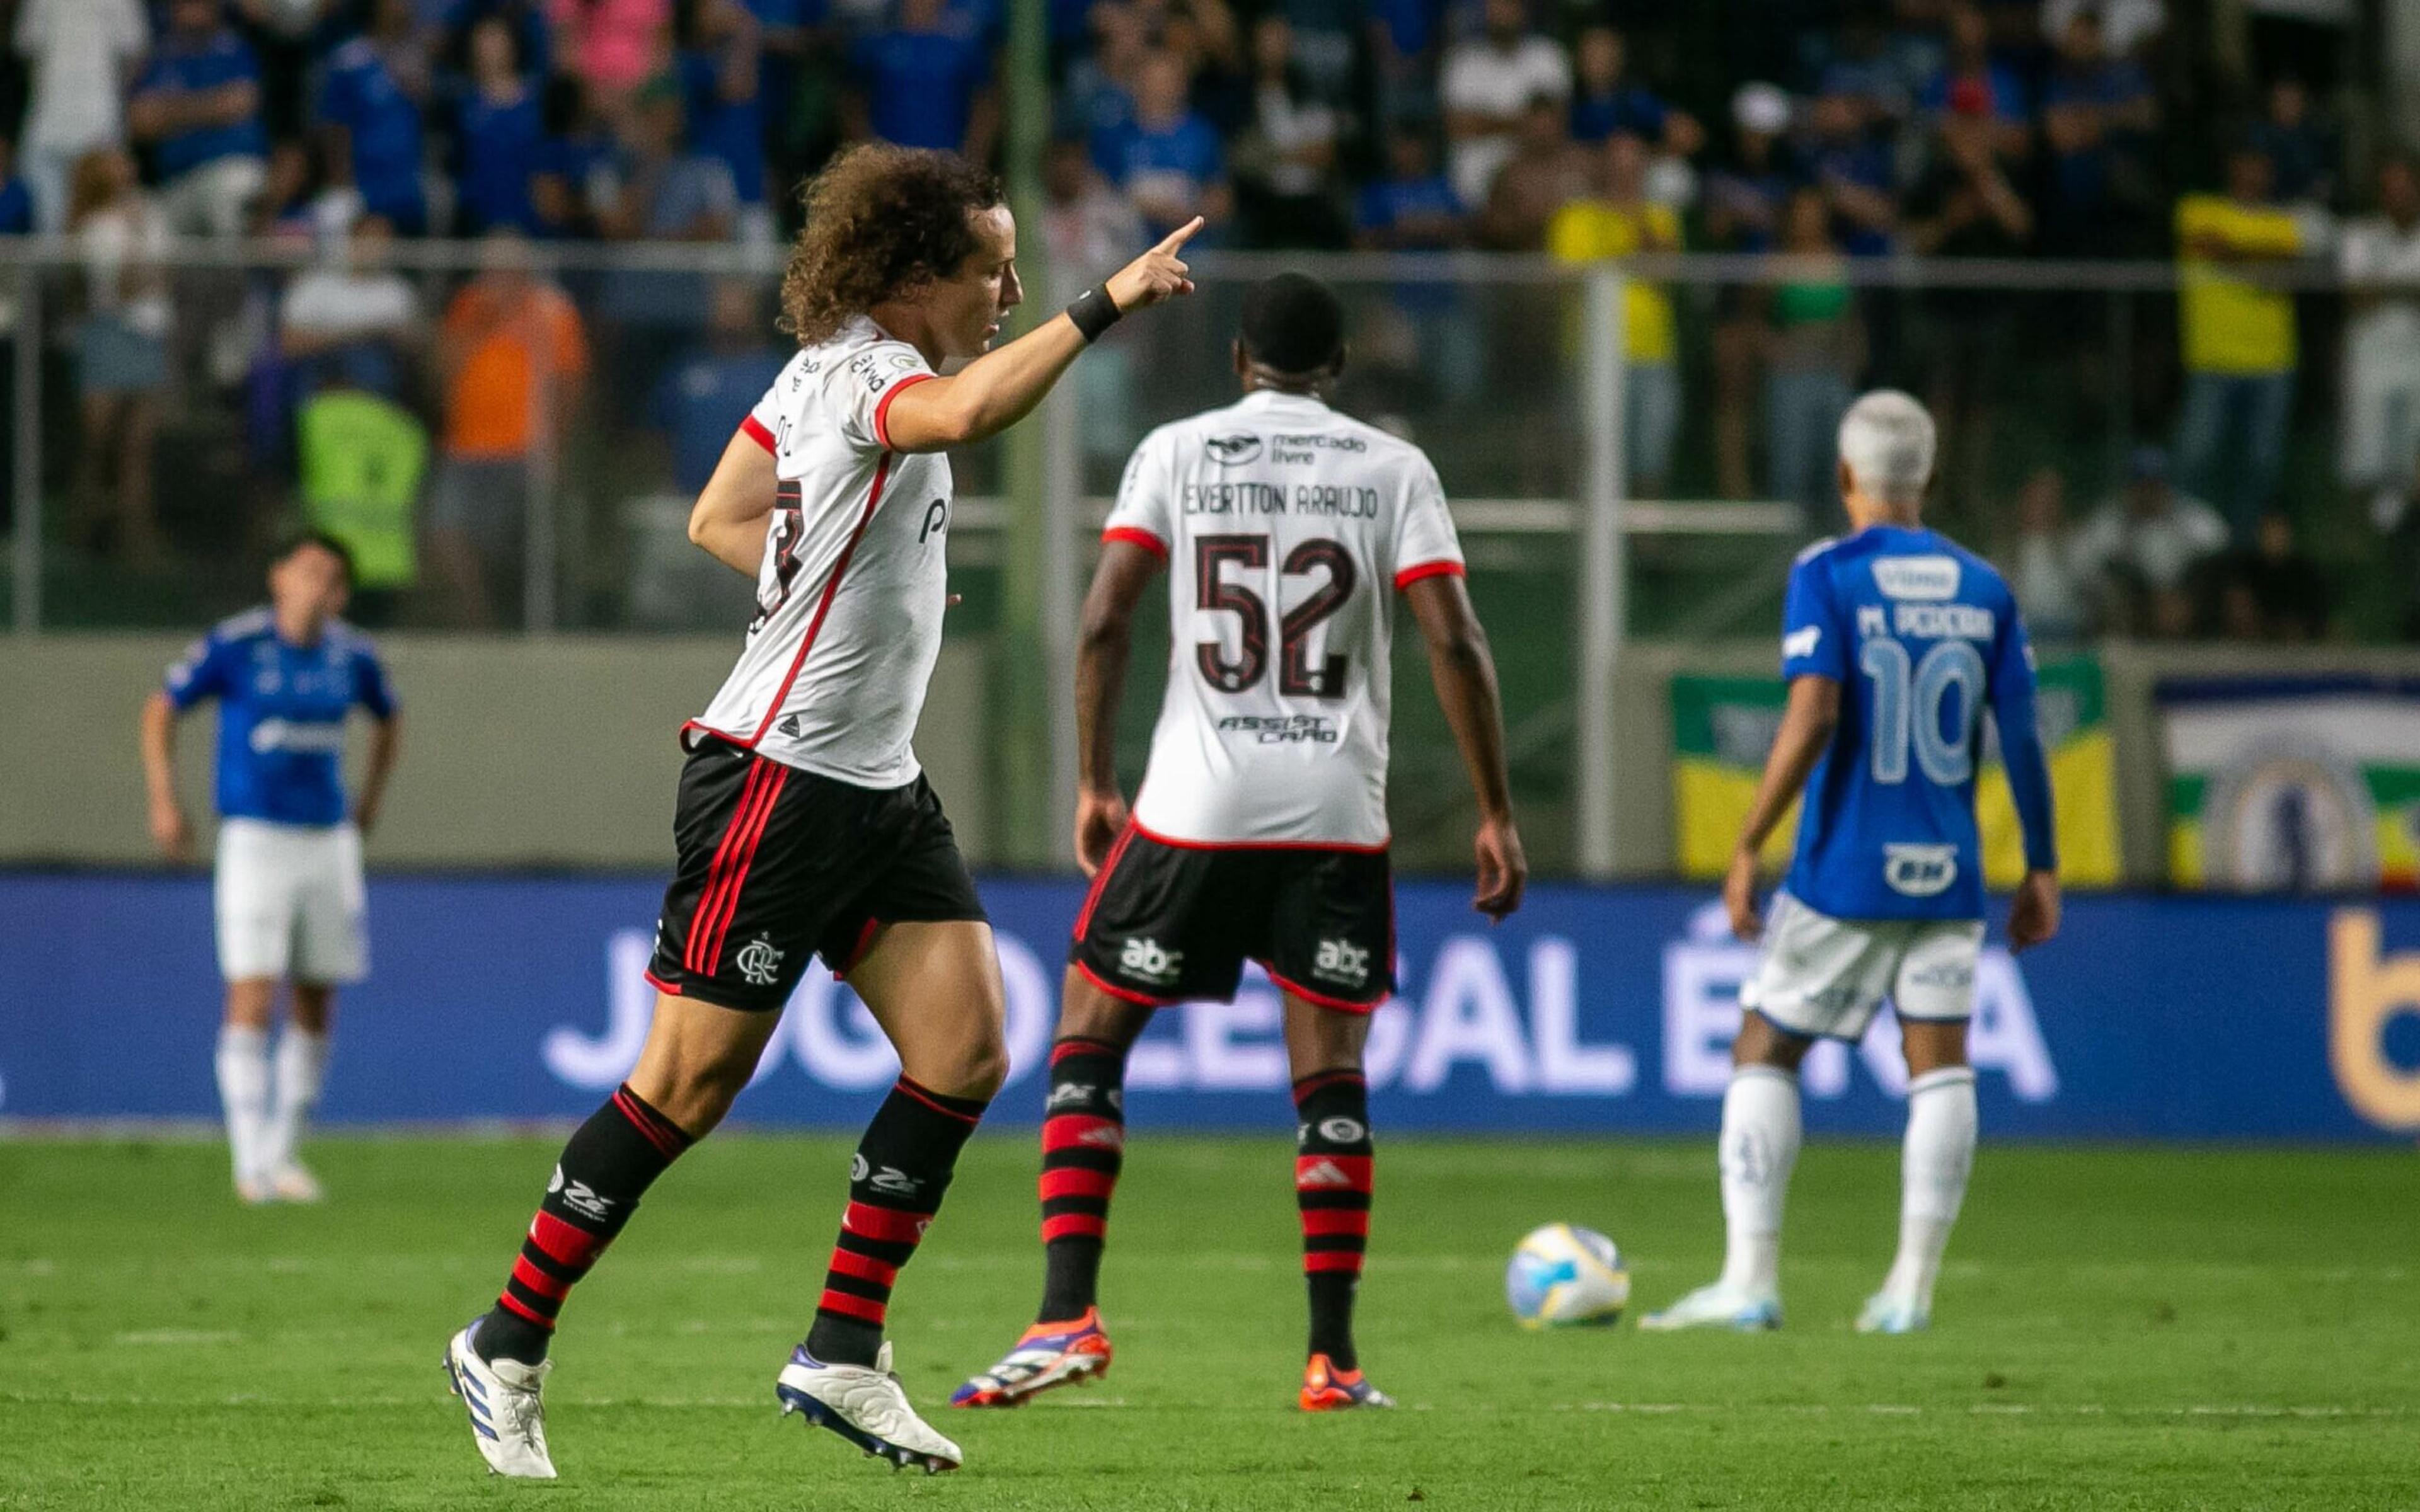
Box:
[687,316,952,789]
[1105,388,1465,847]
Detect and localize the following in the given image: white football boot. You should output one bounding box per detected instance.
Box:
[1637,1283,1783,1332]
[1855,1292,1930,1334]
[443,1322,559,1479]
[776,1341,963,1473]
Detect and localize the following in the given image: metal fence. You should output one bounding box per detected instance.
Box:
[3,236,2409,871]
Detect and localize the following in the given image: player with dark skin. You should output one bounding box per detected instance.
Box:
[1721,452,2061,1090]
[1052,338,1526,1113]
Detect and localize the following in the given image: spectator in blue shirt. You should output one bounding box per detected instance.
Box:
[129,0,271,238]
[1093,49,1230,238]
[2250,75,2337,208]
[649,280,787,495]
[531,75,613,239]
[0,139,35,234]
[316,0,434,233]
[451,16,545,234]
[1801,86,1896,257]
[681,0,772,243]
[848,0,998,163]
[1355,122,1478,400]
[1355,122,1465,255]
[1569,26,1699,158]
[2039,8,2158,257]
[1917,3,2028,160]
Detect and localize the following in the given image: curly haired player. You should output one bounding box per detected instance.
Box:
[442,144,1200,1479]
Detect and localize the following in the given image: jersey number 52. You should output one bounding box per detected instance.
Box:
[1194,534,1356,699]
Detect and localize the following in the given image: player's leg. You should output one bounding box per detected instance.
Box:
[1645,897,1883,1331]
[1860,921,1985,1335]
[266,825,367,1201]
[800,919,1007,1368]
[959,830,1233,1409]
[950,970,1146,1407]
[216,980,280,1204]
[212,820,290,1203]
[776,917,1003,1470]
[1282,994,1392,1410]
[1264,847,1394,1409]
[261,982,335,1202]
[446,990,764,1477]
[1034,973,1154,1324]
[446,741,807,1478]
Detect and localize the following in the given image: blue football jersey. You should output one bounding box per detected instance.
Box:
[1778,525,2055,921]
[164,609,398,828]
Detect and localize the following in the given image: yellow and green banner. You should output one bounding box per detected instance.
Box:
[2160,677,2420,890]
[1670,658,2119,886]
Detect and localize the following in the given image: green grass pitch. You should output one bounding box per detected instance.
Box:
[4,1133,2416,1509]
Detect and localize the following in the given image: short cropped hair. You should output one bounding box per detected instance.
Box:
[1239,272,1345,377]
[779,144,1005,347]
[1836,390,1937,505]
[273,529,356,586]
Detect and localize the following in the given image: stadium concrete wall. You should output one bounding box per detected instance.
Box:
[0,635,994,868]
[6,635,2419,878]
[4,874,2414,1142]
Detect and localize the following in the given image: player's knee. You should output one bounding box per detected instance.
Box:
[922,1027,1007,1102]
[1731,1012,1811,1074]
[1899,1020,1970,1079]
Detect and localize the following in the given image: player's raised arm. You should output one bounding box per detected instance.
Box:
[1991,608,2061,951]
[1071,537,1164,873]
[877,218,1201,455]
[1404,573,1526,920]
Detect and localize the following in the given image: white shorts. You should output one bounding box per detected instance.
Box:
[1739,893,1983,1042]
[214,818,368,985]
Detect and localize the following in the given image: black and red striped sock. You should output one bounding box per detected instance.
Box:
[805,1075,990,1366]
[1036,1036,1127,1322]
[1293,1068,1374,1371]
[475,1083,693,1365]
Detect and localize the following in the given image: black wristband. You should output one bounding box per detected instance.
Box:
[1066,286,1122,343]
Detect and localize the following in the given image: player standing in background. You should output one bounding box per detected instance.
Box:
[140,532,401,1205]
[954,273,1526,1413]
[1642,391,2059,1336]
[442,143,1200,1479]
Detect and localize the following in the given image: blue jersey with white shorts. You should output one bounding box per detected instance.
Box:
[164,609,398,828]
[1778,525,2054,922]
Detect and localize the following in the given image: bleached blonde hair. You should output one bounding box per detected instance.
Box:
[1836,389,1937,506]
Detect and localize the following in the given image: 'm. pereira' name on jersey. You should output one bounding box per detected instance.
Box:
[1778,525,2056,922]
[164,608,397,828]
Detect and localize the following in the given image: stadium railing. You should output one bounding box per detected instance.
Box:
[1,237,2411,874]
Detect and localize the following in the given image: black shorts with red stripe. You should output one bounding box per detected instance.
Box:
[1069,827,1395,1012]
[648,735,986,1012]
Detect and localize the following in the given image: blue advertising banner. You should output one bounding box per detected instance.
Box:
[2,874,2416,1141]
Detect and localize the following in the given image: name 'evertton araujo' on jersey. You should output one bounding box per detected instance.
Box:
[1103,388,1466,847]
[1778,525,2056,922]
[686,315,950,788]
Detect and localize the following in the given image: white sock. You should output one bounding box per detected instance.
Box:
[215,1026,273,1185]
[265,1029,332,1174]
[1717,1066,1801,1298]
[1882,1067,1978,1311]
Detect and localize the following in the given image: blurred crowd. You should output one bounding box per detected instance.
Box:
[1,0,2413,640]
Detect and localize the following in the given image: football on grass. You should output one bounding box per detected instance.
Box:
[1506,1222,1632,1329]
